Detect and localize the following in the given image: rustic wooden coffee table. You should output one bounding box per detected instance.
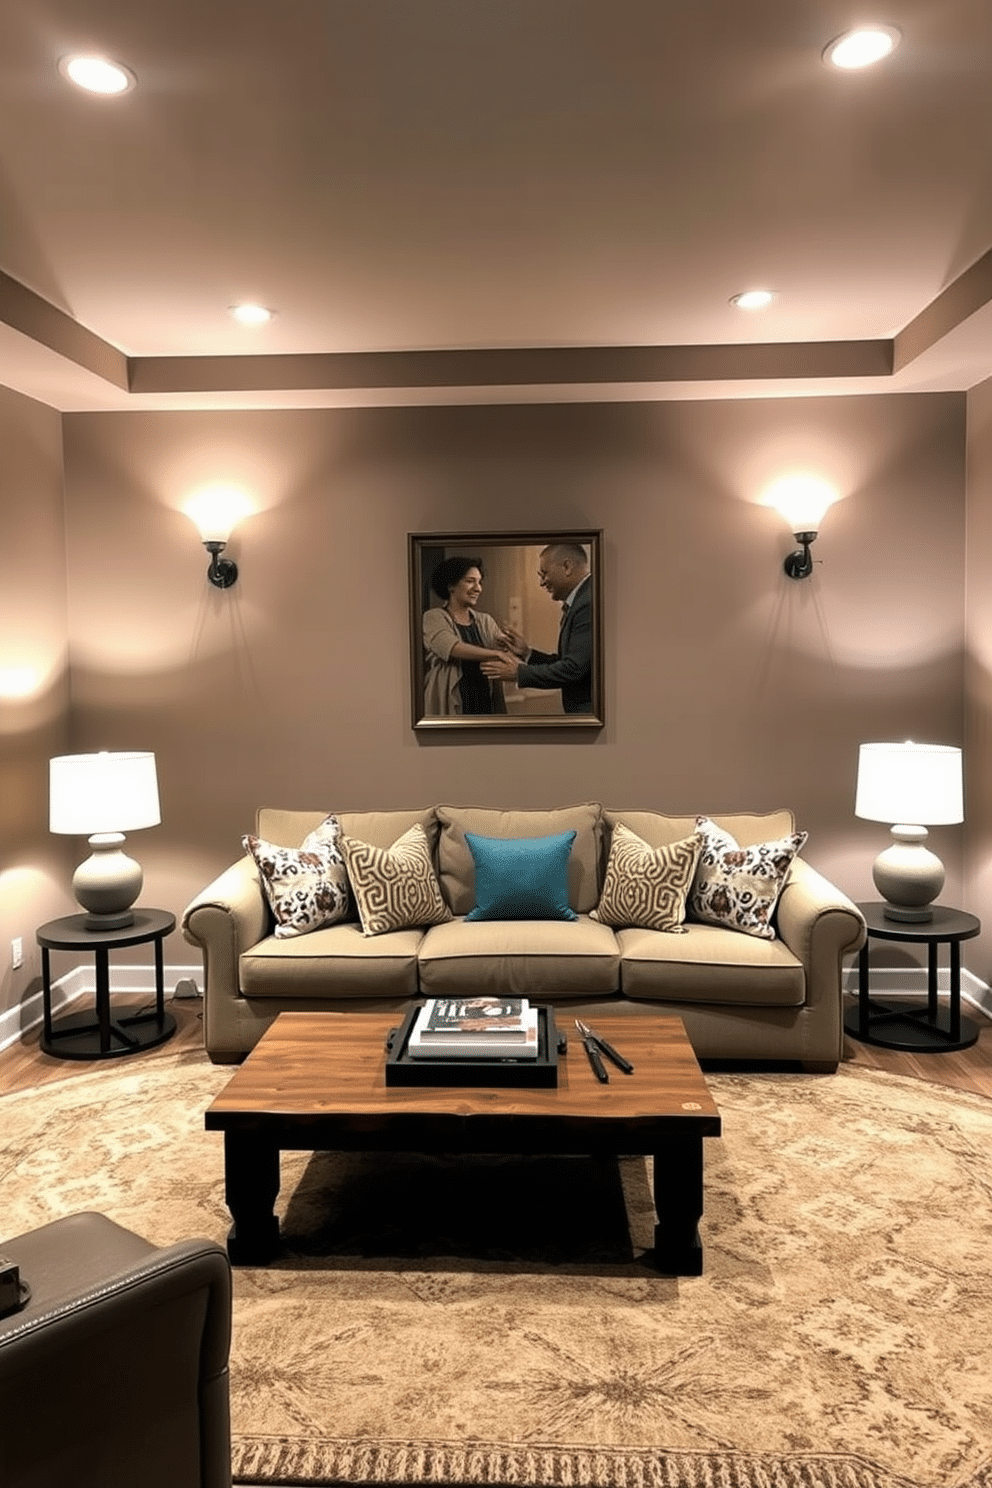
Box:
[205,1009,722,1274]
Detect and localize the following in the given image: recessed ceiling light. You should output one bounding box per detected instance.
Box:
[229,303,274,327]
[823,25,901,70]
[731,289,775,311]
[58,54,136,95]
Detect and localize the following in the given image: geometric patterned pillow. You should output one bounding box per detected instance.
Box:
[590,825,700,933]
[688,816,807,940]
[340,822,453,938]
[243,813,350,939]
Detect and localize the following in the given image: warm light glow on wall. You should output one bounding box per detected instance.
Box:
[0,664,44,700]
[0,649,67,722]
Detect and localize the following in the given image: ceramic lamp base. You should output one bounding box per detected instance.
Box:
[872,824,944,922]
[72,833,143,929]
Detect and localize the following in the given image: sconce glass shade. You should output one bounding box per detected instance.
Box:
[182,485,254,543]
[50,752,161,929]
[855,742,963,921]
[765,475,837,537]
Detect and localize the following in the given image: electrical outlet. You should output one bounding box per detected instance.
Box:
[11,937,23,970]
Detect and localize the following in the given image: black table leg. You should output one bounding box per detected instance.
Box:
[928,941,939,1020]
[949,940,961,1042]
[94,948,112,1053]
[858,940,871,1038]
[224,1133,282,1264]
[41,947,53,1044]
[154,934,166,1024]
[652,1132,704,1275]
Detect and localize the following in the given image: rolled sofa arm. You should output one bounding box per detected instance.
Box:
[181,855,269,1007]
[775,856,866,1016]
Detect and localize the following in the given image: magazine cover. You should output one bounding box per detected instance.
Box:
[421,996,529,1034]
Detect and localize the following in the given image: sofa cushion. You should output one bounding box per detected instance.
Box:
[591,824,700,932]
[256,806,438,852]
[240,922,423,999]
[689,816,808,940]
[243,814,351,938]
[602,808,796,851]
[417,914,620,999]
[436,804,602,915]
[617,922,805,1006]
[341,823,452,937]
[465,831,578,922]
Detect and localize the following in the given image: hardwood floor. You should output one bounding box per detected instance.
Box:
[2,992,990,1099]
[840,992,992,1097]
[0,994,208,1097]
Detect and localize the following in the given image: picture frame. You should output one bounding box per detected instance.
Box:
[409,530,603,730]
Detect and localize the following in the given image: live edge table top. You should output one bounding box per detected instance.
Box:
[205,1010,722,1148]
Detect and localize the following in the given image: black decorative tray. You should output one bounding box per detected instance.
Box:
[385,1004,564,1087]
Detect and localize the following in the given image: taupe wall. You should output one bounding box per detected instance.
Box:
[965,375,992,978]
[55,392,966,973]
[0,384,73,1028]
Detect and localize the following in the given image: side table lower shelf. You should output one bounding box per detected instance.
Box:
[845,902,980,1054]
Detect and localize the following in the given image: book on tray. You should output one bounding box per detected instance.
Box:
[408,998,539,1060]
[420,997,529,1034]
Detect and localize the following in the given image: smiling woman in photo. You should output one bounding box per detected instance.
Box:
[422,556,521,716]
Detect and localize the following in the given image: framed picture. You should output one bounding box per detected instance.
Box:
[409,530,603,730]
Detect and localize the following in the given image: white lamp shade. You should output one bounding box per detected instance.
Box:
[855,742,963,826]
[50,752,161,836]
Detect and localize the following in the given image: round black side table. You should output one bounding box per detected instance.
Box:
[37,908,177,1060]
[845,902,980,1053]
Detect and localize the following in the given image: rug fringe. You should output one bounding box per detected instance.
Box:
[231,1436,921,1488]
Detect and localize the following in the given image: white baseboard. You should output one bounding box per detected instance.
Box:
[0,964,203,1055]
[843,964,992,1018]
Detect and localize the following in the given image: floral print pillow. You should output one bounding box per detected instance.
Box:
[243,814,351,938]
[689,816,807,940]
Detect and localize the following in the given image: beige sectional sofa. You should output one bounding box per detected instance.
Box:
[181,803,866,1071]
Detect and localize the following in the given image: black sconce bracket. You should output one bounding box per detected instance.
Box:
[205,540,238,589]
[783,530,817,580]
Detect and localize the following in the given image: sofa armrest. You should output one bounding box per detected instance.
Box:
[775,857,866,1011]
[181,855,270,1001]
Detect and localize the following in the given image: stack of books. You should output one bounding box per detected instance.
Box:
[407,997,539,1060]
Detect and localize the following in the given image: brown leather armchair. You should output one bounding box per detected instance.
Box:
[0,1211,232,1488]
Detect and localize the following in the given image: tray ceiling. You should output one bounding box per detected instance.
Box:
[1,0,991,410]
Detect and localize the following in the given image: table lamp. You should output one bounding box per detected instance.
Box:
[854,741,963,921]
[49,752,161,929]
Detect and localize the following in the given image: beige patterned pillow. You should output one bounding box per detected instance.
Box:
[341,823,452,937]
[689,816,807,940]
[591,824,700,932]
[243,814,350,939]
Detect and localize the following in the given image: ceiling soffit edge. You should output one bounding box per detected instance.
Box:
[2,253,992,405]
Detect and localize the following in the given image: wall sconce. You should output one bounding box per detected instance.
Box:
[764,475,838,581]
[181,485,255,588]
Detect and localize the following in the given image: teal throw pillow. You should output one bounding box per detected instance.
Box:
[464,831,578,921]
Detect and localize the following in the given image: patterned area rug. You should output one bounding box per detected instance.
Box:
[2,1048,991,1488]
